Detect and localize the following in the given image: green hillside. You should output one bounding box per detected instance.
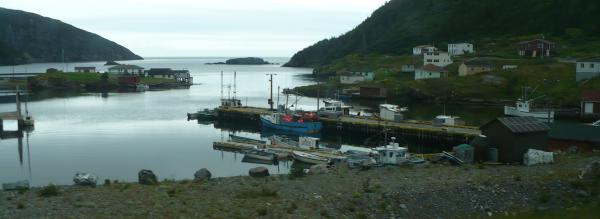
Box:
[285,0,600,67]
[0,7,142,66]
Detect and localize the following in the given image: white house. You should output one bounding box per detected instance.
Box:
[74,67,96,73]
[413,45,437,55]
[424,52,453,67]
[576,58,600,82]
[146,68,193,84]
[379,104,405,122]
[415,64,449,80]
[108,65,145,76]
[448,43,474,56]
[339,71,374,84]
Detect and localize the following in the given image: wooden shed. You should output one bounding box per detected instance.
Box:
[481,117,550,163]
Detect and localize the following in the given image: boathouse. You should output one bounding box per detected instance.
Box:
[146,68,193,85]
[480,117,550,163]
[548,123,600,152]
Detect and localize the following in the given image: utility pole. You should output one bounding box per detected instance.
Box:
[266,74,277,110]
[316,80,320,112]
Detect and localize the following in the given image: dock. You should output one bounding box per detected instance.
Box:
[212,140,345,160]
[214,106,480,143]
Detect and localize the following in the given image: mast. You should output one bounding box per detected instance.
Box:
[233,71,237,100]
[220,71,223,100]
[277,86,281,112]
[266,74,277,110]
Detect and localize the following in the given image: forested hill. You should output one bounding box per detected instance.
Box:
[0,7,142,66]
[284,0,600,67]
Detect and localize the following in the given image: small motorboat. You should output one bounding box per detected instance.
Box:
[291,151,328,165]
[188,108,216,121]
[242,148,277,161]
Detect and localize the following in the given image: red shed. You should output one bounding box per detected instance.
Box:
[517,39,556,57]
[581,90,600,118]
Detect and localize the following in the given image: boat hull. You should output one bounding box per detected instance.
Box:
[260,116,322,134]
[504,106,554,122]
[291,151,328,165]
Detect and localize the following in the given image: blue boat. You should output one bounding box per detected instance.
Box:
[260,113,322,134]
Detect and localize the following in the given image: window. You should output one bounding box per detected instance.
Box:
[591,64,595,68]
[389,152,393,158]
[427,59,433,62]
[581,63,585,68]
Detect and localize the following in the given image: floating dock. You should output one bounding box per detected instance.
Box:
[214,106,480,143]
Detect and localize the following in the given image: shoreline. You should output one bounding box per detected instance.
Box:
[2,153,598,218]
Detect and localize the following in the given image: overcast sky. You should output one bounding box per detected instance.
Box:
[3,0,388,57]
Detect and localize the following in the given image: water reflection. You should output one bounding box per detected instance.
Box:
[3,129,33,184]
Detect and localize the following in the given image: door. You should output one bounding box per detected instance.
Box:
[584,103,594,114]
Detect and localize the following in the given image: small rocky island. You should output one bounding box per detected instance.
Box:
[207,57,274,65]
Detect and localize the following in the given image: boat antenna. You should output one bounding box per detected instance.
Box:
[233,71,237,100]
[277,86,281,112]
[266,74,277,110]
[220,71,223,100]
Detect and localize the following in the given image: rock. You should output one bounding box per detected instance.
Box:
[73,173,98,187]
[309,164,330,175]
[194,168,212,181]
[579,161,600,180]
[138,169,158,185]
[399,204,407,209]
[249,167,270,177]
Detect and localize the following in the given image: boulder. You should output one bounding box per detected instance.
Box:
[580,161,600,180]
[194,168,212,181]
[249,167,270,177]
[138,169,158,185]
[73,172,98,187]
[309,164,330,174]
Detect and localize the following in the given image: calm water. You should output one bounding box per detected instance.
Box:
[0,57,504,186]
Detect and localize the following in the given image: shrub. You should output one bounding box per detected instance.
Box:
[104,179,111,186]
[38,184,60,197]
[16,201,25,209]
[256,207,268,216]
[287,202,298,213]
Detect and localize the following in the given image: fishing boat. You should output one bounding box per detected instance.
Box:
[318,99,352,119]
[260,112,322,134]
[504,88,554,122]
[291,151,328,165]
[372,137,410,165]
[242,148,277,161]
[187,108,216,121]
[229,134,266,146]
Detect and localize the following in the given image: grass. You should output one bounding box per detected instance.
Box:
[235,187,279,199]
[38,184,60,197]
[492,201,600,219]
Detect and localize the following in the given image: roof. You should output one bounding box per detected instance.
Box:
[548,123,600,143]
[418,64,448,72]
[414,45,436,48]
[482,117,550,134]
[578,57,600,63]
[463,58,492,67]
[109,64,144,70]
[582,90,600,102]
[518,39,556,45]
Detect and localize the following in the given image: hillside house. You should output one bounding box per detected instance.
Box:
[415,64,448,80]
[146,68,193,85]
[412,45,437,55]
[576,58,600,82]
[481,117,550,163]
[423,52,453,67]
[581,91,600,118]
[339,71,374,84]
[74,67,96,73]
[448,43,474,56]
[517,39,556,57]
[458,58,493,77]
[108,65,145,76]
[401,64,415,73]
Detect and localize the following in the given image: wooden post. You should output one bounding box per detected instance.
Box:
[0,119,3,132]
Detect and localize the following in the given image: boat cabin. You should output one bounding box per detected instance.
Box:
[221,98,242,107]
[373,142,409,165]
[298,136,320,149]
[319,99,351,118]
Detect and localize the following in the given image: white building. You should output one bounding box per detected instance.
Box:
[413,45,437,55]
[415,64,449,80]
[576,58,600,82]
[424,52,453,67]
[379,104,405,122]
[74,67,96,73]
[108,65,145,76]
[448,43,474,56]
[339,71,374,84]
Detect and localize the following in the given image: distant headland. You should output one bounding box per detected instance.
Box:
[206,57,276,65]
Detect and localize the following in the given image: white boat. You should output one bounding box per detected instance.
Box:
[291,151,328,164]
[318,99,352,118]
[242,148,277,161]
[372,137,410,165]
[433,115,464,126]
[504,99,554,122]
[270,135,320,150]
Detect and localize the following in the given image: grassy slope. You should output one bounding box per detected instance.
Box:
[300,53,600,107]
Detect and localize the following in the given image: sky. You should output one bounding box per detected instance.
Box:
[2,0,389,57]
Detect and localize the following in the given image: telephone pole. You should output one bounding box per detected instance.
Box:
[266,74,278,110]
